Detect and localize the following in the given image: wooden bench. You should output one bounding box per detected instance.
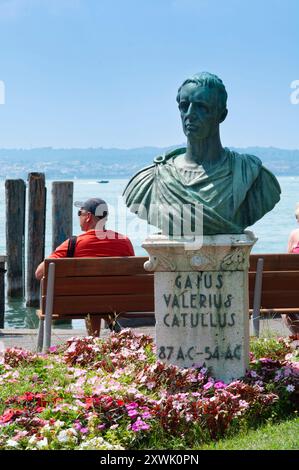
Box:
[249,253,299,336]
[37,257,154,352]
[37,253,299,351]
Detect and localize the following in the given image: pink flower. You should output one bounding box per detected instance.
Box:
[203,381,214,391]
[214,381,226,389]
[125,403,138,410]
[131,418,150,432]
[141,411,152,420]
[128,409,139,419]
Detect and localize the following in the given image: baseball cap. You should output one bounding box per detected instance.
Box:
[74,198,108,218]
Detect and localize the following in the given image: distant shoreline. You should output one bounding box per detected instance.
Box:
[0,145,298,179]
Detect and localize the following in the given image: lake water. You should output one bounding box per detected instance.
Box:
[1,176,298,329]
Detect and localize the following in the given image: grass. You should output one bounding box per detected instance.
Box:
[199,416,299,450]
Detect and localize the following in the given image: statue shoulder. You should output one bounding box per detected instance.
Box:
[238,151,281,194]
[229,148,262,169]
[122,163,155,200]
[153,146,186,165]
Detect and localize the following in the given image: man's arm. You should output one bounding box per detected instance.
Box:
[35,239,69,280]
[35,261,45,280]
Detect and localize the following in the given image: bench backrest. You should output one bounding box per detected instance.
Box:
[42,253,299,316]
[43,257,154,316]
[249,253,299,309]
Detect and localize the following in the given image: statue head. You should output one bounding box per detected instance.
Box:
[176,72,228,140]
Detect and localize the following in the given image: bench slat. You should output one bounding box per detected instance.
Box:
[249,271,299,290]
[44,257,149,277]
[250,254,299,271]
[249,291,299,309]
[44,274,154,296]
[44,293,155,315]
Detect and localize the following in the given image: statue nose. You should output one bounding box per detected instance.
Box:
[185,103,195,116]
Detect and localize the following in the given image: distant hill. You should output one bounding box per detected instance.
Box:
[0,145,298,179]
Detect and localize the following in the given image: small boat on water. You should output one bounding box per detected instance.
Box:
[97,180,109,183]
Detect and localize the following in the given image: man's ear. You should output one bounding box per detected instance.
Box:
[219,108,228,123]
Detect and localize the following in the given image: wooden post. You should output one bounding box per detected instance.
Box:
[26,173,46,307]
[43,262,55,352]
[253,257,264,337]
[0,256,6,328]
[52,181,73,251]
[52,182,73,327]
[5,179,26,297]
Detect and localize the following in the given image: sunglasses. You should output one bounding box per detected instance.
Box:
[78,210,90,216]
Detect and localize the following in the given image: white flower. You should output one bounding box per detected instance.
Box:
[286,384,295,392]
[78,437,124,450]
[239,400,249,409]
[41,424,51,433]
[54,420,65,429]
[6,439,20,448]
[37,438,48,449]
[57,430,69,443]
[57,428,77,444]
[28,436,37,444]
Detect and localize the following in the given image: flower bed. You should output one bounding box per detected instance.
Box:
[0,330,298,450]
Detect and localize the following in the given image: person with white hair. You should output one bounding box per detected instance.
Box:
[285,203,299,335]
[287,203,299,253]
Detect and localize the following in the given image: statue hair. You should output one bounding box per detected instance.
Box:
[176,71,228,112]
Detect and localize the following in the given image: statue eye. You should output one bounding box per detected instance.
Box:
[179,101,189,112]
[196,103,209,112]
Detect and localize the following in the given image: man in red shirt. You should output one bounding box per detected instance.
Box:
[35,197,135,335]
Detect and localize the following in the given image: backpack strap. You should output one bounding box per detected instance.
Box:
[66,236,77,258]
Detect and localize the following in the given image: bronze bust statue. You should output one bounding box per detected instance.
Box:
[123,72,281,236]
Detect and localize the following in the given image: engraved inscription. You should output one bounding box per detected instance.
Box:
[156,271,245,370]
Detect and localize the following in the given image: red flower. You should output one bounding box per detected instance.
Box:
[18,392,34,402]
[0,408,24,424]
[35,407,45,413]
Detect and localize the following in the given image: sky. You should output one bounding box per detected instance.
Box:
[0,0,298,149]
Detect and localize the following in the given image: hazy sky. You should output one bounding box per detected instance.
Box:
[0,0,298,149]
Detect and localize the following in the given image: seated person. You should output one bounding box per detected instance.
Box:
[287,203,299,254]
[35,197,135,336]
[285,203,299,335]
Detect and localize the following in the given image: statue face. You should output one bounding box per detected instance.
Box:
[178,82,221,140]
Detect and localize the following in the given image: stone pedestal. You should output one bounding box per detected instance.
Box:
[142,232,257,383]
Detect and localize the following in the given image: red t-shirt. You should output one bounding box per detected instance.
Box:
[48,229,135,258]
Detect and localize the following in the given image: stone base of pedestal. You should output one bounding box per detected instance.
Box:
[142,232,256,383]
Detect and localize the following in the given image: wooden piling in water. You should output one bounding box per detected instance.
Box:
[52,181,73,251]
[0,256,6,328]
[52,182,74,327]
[5,179,26,297]
[26,173,46,307]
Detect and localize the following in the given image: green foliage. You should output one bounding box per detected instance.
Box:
[250,336,292,360]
